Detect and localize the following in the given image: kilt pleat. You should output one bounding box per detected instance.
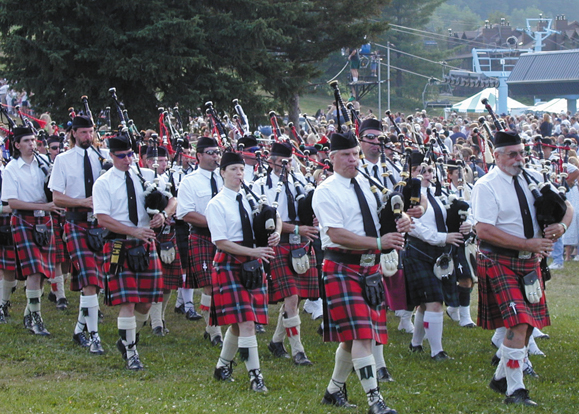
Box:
[186,233,215,288]
[322,255,388,345]
[52,213,69,264]
[64,221,105,291]
[0,215,16,271]
[103,239,163,306]
[267,242,319,303]
[11,213,56,280]
[210,251,268,326]
[477,252,550,330]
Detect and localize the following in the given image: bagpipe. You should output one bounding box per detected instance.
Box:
[80,95,113,174]
[109,88,170,218]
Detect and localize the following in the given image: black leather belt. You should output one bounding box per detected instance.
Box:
[324,250,380,266]
[66,211,95,222]
[479,241,533,259]
[191,226,211,237]
[104,232,127,240]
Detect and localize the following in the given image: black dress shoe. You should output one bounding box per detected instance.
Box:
[89,333,105,355]
[47,291,57,303]
[23,314,33,330]
[293,351,313,366]
[431,351,453,361]
[408,343,423,353]
[214,361,236,382]
[98,310,104,323]
[56,298,68,311]
[317,324,323,336]
[368,399,398,414]
[73,332,91,347]
[504,388,538,406]
[523,365,539,378]
[126,353,144,371]
[174,303,186,314]
[491,354,500,366]
[489,376,507,394]
[249,369,268,392]
[377,366,394,382]
[29,312,50,336]
[255,323,266,333]
[0,307,6,324]
[204,331,223,347]
[268,341,290,358]
[321,386,356,408]
[152,326,165,337]
[186,308,202,321]
[1,302,10,318]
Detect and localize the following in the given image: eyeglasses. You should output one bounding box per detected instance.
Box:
[50,146,60,151]
[112,151,134,159]
[362,134,385,140]
[202,149,221,156]
[424,168,434,173]
[501,150,525,159]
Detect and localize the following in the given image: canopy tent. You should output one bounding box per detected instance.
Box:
[451,88,528,114]
[524,98,578,114]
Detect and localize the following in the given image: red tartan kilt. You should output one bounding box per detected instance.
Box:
[268,242,319,303]
[11,213,56,280]
[186,233,215,288]
[477,252,550,330]
[51,213,69,263]
[0,215,16,271]
[210,250,268,326]
[157,228,184,290]
[322,257,388,344]
[103,239,163,306]
[64,221,105,291]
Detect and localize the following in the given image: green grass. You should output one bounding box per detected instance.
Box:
[1,264,579,414]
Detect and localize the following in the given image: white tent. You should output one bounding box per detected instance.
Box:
[525,98,577,114]
[451,88,528,114]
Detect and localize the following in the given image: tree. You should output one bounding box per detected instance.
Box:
[0,0,388,130]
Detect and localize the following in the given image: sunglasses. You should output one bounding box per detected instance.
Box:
[202,149,221,156]
[112,151,134,159]
[362,134,385,140]
[50,146,60,151]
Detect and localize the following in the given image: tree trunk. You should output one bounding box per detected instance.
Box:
[288,93,300,133]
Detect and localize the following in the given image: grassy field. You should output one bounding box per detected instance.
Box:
[1,263,578,414]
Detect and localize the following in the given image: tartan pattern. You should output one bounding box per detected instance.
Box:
[267,241,319,303]
[403,239,459,308]
[477,252,550,330]
[0,215,16,271]
[11,213,56,280]
[103,239,163,306]
[322,253,388,344]
[157,225,184,290]
[51,213,69,264]
[210,250,268,326]
[64,220,105,291]
[186,233,215,288]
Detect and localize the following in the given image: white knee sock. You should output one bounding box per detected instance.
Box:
[118,316,137,358]
[327,346,353,393]
[182,288,194,311]
[423,311,444,356]
[272,304,286,343]
[283,314,304,355]
[411,310,425,347]
[372,342,386,370]
[26,289,42,314]
[353,355,381,406]
[238,335,260,372]
[503,346,525,395]
[216,326,239,368]
[149,302,163,329]
[81,294,100,334]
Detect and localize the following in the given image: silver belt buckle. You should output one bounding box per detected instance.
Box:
[360,254,375,267]
[162,225,171,235]
[518,251,532,260]
[289,234,301,244]
[87,212,96,223]
[33,210,45,217]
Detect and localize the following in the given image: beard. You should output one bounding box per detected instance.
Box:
[503,161,524,176]
[78,139,91,150]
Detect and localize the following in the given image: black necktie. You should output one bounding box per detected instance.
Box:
[513,176,534,239]
[210,172,218,197]
[351,178,378,238]
[373,165,380,182]
[84,149,94,198]
[237,193,254,247]
[427,188,447,233]
[284,180,297,222]
[125,171,138,226]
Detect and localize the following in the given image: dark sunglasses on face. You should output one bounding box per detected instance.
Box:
[362,134,385,140]
[112,151,134,159]
[203,149,221,156]
[50,146,60,151]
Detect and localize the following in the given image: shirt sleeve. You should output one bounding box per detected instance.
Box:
[312,186,344,230]
[92,177,111,216]
[1,166,19,202]
[176,177,196,219]
[48,155,66,193]
[206,200,227,243]
[471,182,498,226]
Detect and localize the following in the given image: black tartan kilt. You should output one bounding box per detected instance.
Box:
[403,236,459,308]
